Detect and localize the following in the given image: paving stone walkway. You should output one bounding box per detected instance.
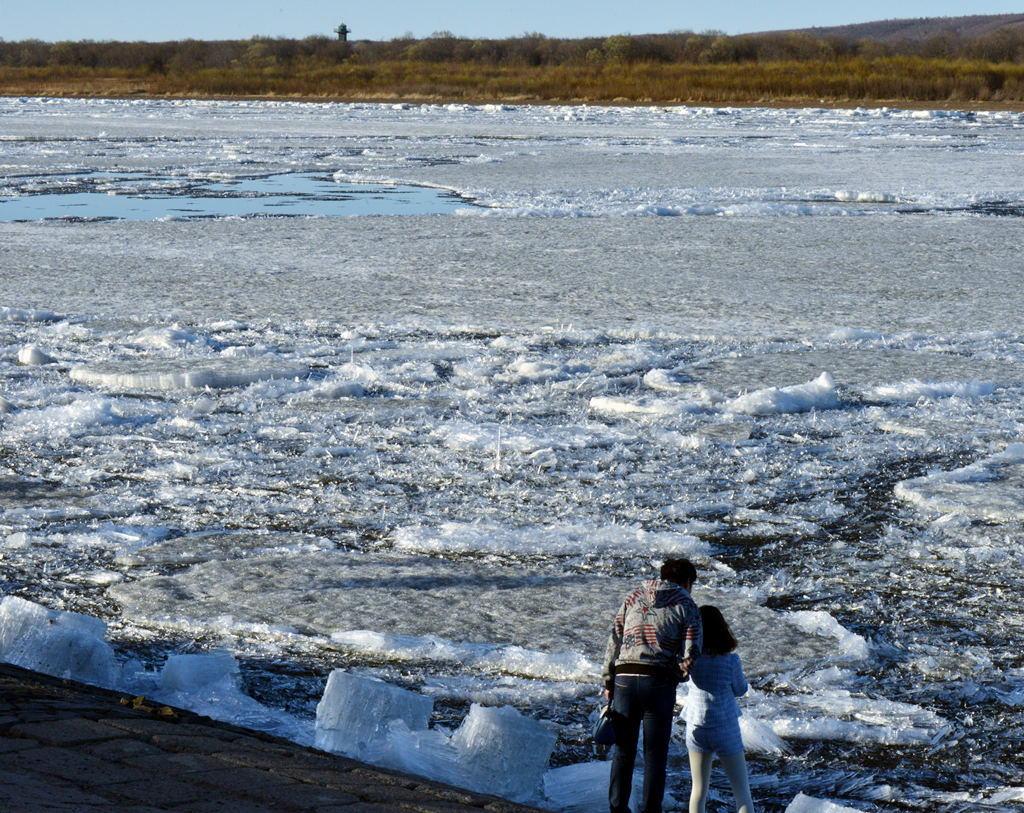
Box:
[0,663,546,812]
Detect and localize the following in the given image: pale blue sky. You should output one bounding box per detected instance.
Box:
[2,1,1022,42]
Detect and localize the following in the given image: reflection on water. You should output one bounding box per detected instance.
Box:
[0,172,472,221]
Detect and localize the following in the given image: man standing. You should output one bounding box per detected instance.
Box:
[602,558,702,813]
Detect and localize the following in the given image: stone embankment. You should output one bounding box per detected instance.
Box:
[0,663,545,812]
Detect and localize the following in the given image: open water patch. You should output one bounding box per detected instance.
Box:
[0,171,473,221]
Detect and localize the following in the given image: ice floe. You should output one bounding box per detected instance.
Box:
[17,345,57,365]
[0,305,59,323]
[725,372,842,416]
[392,521,711,558]
[863,378,994,404]
[70,358,309,391]
[896,443,1024,523]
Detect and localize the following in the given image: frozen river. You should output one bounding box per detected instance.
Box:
[2,97,1024,810]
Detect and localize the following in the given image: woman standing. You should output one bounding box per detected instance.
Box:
[684,605,755,813]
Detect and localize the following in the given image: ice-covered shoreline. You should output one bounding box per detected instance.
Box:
[0,588,874,808]
[5,295,1021,808]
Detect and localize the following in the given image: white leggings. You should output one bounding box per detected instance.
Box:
[687,749,755,813]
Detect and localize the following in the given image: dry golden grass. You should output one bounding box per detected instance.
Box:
[4,57,1024,108]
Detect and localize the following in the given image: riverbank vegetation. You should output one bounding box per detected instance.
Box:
[3,29,1024,106]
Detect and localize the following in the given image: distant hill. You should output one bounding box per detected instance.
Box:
[752,13,1024,42]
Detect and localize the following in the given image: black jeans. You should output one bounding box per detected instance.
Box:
[609,673,677,813]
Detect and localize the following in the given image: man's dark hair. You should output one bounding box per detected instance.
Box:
[660,557,696,586]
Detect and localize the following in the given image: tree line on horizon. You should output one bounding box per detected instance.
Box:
[3,29,1024,103]
[4,28,1024,68]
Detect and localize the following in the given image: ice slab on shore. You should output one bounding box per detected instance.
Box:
[372,702,557,804]
[363,719,462,788]
[154,651,311,744]
[451,703,557,802]
[0,595,107,650]
[315,671,555,803]
[315,670,433,757]
[160,650,239,692]
[543,761,613,813]
[0,597,308,742]
[5,626,119,687]
[0,595,117,686]
[542,760,653,813]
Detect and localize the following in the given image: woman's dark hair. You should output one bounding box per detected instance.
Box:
[699,605,738,655]
[660,558,696,586]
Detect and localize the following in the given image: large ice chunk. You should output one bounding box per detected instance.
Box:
[784,610,870,661]
[156,651,311,745]
[785,792,863,813]
[0,596,56,654]
[739,715,790,755]
[543,761,612,812]
[362,719,462,788]
[542,760,656,812]
[0,596,117,686]
[5,626,119,687]
[0,595,108,655]
[160,651,240,692]
[725,372,842,416]
[0,306,58,323]
[313,672,556,802]
[315,670,433,758]
[450,703,557,803]
[17,345,57,365]
[69,358,309,391]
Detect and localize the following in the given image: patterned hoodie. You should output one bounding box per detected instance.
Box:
[602,578,702,690]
